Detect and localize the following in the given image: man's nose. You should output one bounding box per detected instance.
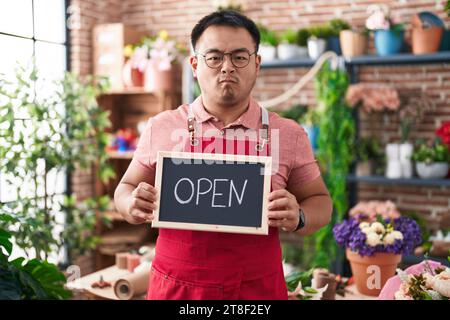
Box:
[220,54,235,74]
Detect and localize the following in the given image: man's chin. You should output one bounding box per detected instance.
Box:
[218,90,238,104]
[218,94,238,106]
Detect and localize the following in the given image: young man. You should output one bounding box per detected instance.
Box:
[114,10,332,300]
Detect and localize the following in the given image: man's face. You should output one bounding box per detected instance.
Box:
[190,25,261,107]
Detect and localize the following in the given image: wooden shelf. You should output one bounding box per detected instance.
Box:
[103,210,125,222]
[100,223,149,244]
[347,174,450,187]
[107,150,134,160]
[102,87,156,95]
[98,244,141,256]
[102,87,183,96]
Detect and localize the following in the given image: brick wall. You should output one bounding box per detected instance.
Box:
[69,0,123,202]
[71,0,450,232]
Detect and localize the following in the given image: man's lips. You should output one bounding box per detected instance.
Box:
[219,78,238,83]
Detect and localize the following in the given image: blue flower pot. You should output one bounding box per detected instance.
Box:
[326,36,342,55]
[302,125,319,151]
[374,30,404,56]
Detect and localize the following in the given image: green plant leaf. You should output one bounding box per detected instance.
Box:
[0,229,13,256]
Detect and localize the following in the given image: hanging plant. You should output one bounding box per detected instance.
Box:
[303,61,356,269]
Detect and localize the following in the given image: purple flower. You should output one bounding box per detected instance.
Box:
[333,217,422,257]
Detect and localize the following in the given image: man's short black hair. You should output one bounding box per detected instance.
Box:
[191,10,260,52]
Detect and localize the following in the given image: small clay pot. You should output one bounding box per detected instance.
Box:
[346,249,401,296]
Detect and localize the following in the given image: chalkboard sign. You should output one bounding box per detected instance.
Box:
[152,151,272,235]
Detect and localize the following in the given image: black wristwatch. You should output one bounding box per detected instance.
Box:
[294,208,306,231]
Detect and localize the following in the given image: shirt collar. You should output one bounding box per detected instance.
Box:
[191,95,261,129]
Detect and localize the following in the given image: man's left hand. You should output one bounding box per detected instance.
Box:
[267,189,300,232]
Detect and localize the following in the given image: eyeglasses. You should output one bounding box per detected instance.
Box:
[195,49,257,69]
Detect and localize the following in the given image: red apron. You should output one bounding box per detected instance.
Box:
[146,105,287,300]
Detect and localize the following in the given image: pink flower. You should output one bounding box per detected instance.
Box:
[366,10,390,30]
[349,200,401,222]
[346,83,400,113]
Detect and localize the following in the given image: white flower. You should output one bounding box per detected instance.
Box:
[427,290,444,300]
[396,268,410,283]
[361,227,372,235]
[423,273,435,288]
[359,222,370,230]
[383,232,396,245]
[432,271,450,298]
[394,291,413,300]
[391,230,404,240]
[370,222,385,234]
[366,231,382,247]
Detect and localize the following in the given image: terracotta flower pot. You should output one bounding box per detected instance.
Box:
[412,27,444,55]
[144,62,178,92]
[346,249,401,296]
[122,59,145,88]
[339,30,367,57]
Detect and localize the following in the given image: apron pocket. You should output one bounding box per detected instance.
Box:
[147,266,224,300]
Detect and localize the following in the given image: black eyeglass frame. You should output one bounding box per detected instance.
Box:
[194,49,258,69]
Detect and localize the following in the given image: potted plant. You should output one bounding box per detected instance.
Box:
[412,138,450,179]
[333,201,422,296]
[123,44,146,88]
[340,27,368,58]
[411,12,444,55]
[277,28,301,60]
[365,4,405,56]
[307,25,331,59]
[137,30,186,92]
[354,137,384,176]
[326,18,350,55]
[258,24,278,61]
[296,28,310,57]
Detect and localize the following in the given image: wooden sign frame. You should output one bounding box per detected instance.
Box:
[152,151,272,235]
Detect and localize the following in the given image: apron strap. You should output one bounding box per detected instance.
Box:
[187,102,269,150]
[256,107,269,151]
[187,103,199,146]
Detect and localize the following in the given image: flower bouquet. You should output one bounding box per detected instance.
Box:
[379,258,450,300]
[333,201,422,296]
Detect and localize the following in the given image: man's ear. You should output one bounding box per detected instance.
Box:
[255,54,261,75]
[190,55,198,78]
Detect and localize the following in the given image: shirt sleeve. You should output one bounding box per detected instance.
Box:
[286,126,321,190]
[132,117,156,173]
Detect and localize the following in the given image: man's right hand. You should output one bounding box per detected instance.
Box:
[125,182,158,224]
